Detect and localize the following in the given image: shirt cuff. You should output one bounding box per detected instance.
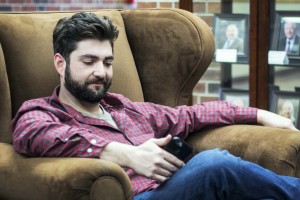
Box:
[234,106,258,125]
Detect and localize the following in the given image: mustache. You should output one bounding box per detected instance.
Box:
[85,77,107,85]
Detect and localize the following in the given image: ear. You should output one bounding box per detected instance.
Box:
[54,53,66,78]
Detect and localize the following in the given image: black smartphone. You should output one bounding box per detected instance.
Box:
[163,136,193,162]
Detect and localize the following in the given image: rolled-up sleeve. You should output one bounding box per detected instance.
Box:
[128,100,258,139]
[12,110,112,158]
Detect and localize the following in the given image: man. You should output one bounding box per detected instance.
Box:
[221,23,244,54]
[12,12,300,199]
[279,100,296,125]
[278,21,300,55]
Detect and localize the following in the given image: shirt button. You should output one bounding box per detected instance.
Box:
[91,139,96,144]
[87,148,92,153]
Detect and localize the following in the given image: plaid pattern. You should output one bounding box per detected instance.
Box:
[12,86,257,194]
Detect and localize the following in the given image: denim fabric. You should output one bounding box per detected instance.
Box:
[134,149,300,200]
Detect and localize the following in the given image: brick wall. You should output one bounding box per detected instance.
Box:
[0,0,222,105]
[0,0,132,11]
[192,0,221,105]
[0,0,183,11]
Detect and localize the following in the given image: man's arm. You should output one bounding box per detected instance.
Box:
[128,100,257,139]
[128,100,298,140]
[100,134,185,183]
[12,110,111,157]
[12,107,184,183]
[257,109,298,131]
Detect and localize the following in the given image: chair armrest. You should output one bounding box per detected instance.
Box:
[0,143,133,200]
[185,125,300,178]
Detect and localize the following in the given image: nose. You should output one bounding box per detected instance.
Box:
[93,62,106,78]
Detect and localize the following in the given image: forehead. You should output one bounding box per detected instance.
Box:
[227,25,237,31]
[284,23,295,29]
[72,39,113,56]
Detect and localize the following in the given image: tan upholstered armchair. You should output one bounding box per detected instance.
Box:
[0,9,299,200]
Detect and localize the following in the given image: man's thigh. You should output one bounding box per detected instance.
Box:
[134,149,228,200]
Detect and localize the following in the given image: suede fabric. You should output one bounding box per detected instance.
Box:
[0,8,300,200]
[0,143,133,200]
[0,10,143,200]
[121,9,215,107]
[0,44,12,144]
[0,10,144,119]
[186,125,300,178]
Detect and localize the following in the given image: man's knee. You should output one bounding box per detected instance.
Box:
[190,148,240,173]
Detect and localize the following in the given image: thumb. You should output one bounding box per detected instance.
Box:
[151,134,172,147]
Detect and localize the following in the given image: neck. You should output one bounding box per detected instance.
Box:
[288,35,295,40]
[58,85,103,115]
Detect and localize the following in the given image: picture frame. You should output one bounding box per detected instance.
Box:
[213,14,249,63]
[271,11,300,65]
[219,88,249,107]
[270,90,300,129]
[268,84,280,110]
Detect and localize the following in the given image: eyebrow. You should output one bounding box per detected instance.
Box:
[80,54,114,60]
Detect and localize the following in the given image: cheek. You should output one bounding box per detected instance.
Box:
[71,69,92,82]
[107,68,113,79]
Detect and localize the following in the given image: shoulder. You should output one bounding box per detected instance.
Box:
[103,92,162,112]
[236,37,243,43]
[12,97,54,126]
[13,96,62,120]
[104,92,133,104]
[19,97,51,111]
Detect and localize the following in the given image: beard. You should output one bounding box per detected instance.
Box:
[64,65,111,104]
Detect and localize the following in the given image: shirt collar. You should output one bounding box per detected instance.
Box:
[49,85,124,116]
[286,35,296,43]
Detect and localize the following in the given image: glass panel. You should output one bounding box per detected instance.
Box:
[192,0,250,107]
[268,0,300,129]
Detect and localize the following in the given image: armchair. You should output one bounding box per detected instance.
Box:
[0,9,299,200]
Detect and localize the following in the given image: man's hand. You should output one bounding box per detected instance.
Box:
[257,109,299,131]
[130,135,185,182]
[100,135,185,182]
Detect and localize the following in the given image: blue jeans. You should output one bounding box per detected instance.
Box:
[134,149,300,200]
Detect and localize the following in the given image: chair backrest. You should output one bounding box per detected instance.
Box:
[121,9,214,106]
[0,9,215,144]
[0,44,11,143]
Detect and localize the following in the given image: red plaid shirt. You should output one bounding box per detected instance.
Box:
[12,86,257,195]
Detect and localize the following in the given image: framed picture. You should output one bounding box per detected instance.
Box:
[213,14,249,63]
[268,85,280,110]
[219,88,249,107]
[270,90,300,129]
[271,11,300,65]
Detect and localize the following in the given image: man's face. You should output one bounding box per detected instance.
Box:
[281,101,294,119]
[64,39,113,104]
[226,25,238,40]
[284,23,295,39]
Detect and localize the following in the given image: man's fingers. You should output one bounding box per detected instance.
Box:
[150,134,172,147]
[154,166,174,177]
[162,150,185,168]
[159,158,180,173]
[150,173,170,183]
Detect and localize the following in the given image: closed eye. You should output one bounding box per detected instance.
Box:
[83,61,94,65]
[104,62,113,67]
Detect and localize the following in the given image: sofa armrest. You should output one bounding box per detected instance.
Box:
[185,125,300,178]
[0,143,133,200]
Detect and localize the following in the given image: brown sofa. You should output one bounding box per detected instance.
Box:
[0,9,299,200]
